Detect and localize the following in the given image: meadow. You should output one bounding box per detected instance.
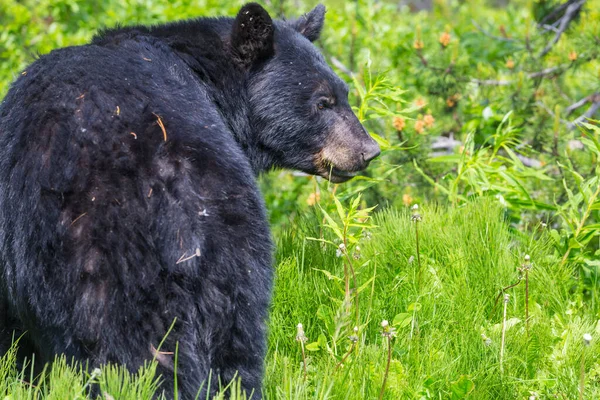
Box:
[1,0,599,398]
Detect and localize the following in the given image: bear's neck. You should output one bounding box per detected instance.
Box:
[95,19,276,175]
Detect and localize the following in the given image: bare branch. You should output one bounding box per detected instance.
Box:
[568,101,600,129]
[539,24,560,34]
[537,100,600,131]
[470,64,570,86]
[565,93,599,116]
[538,0,586,58]
[536,101,571,126]
[330,56,354,77]
[528,64,568,78]
[537,0,572,26]
[470,78,512,86]
[471,19,518,42]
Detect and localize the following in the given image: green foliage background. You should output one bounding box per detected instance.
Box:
[1,0,600,398]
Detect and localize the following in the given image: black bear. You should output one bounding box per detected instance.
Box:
[0,3,379,398]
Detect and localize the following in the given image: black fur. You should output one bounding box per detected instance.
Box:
[0,3,378,398]
[289,4,326,42]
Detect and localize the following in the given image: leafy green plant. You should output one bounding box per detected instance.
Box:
[414,111,552,211]
[551,121,600,276]
[306,193,376,357]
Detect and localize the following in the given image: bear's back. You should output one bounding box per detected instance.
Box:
[0,34,256,194]
[0,32,272,341]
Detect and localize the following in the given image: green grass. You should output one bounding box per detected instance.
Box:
[2,198,598,399]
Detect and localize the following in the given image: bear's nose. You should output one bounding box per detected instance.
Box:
[361,139,381,164]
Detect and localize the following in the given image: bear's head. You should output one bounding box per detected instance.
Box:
[230,3,380,183]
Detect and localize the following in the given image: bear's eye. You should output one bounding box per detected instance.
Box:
[317,99,331,110]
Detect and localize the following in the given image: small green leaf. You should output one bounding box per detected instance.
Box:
[312,268,343,282]
[333,195,346,223]
[392,313,413,329]
[450,375,475,399]
[320,207,343,240]
[369,132,391,149]
[305,342,320,351]
[318,333,328,348]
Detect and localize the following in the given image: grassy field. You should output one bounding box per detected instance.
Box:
[1,198,598,399]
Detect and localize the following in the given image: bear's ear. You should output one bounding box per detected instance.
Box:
[231,3,274,68]
[290,4,326,42]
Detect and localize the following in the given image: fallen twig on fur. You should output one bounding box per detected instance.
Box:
[153,113,168,142]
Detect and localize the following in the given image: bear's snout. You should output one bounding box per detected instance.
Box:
[316,116,381,183]
[361,136,381,164]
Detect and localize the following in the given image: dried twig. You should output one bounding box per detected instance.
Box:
[70,213,87,226]
[490,279,522,318]
[176,248,201,264]
[153,113,168,142]
[335,342,356,371]
[151,344,174,368]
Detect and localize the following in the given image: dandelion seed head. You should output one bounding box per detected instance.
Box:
[583,333,592,346]
[481,334,492,347]
[296,323,308,343]
[349,329,359,343]
[353,245,361,260]
[411,204,422,221]
[336,243,347,257]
